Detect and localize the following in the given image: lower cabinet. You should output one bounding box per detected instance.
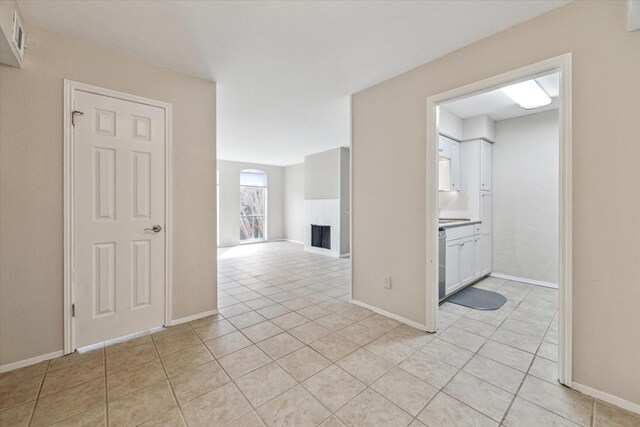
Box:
[473,236,482,280]
[458,237,475,286]
[445,235,477,295]
[481,233,492,275]
[445,240,461,295]
[445,226,490,297]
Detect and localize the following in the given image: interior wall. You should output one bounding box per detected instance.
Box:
[305,148,341,199]
[284,163,305,243]
[217,160,284,246]
[352,1,640,404]
[493,110,559,284]
[0,26,217,366]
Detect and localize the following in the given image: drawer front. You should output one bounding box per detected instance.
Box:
[446,225,474,241]
[474,224,482,235]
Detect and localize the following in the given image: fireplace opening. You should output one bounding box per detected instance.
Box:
[311,225,331,250]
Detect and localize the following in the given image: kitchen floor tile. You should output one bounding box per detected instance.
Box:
[444,371,513,422]
[302,365,365,412]
[417,392,498,427]
[371,367,438,416]
[257,385,330,427]
[235,363,296,407]
[336,388,413,427]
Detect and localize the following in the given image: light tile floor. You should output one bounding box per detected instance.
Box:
[1,242,638,426]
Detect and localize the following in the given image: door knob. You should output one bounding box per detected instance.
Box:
[144,225,162,233]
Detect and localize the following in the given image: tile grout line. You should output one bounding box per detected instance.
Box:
[103,345,109,427]
[151,322,192,427]
[26,359,49,427]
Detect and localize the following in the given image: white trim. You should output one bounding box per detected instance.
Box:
[490,272,558,289]
[425,53,573,385]
[170,309,219,326]
[572,382,640,415]
[63,80,173,354]
[0,351,64,374]
[339,252,351,258]
[349,96,354,302]
[218,238,287,248]
[350,298,428,331]
[284,239,304,245]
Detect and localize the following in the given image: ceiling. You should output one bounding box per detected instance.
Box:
[18,0,568,166]
[442,72,560,122]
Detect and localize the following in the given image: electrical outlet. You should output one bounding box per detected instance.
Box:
[383,276,392,289]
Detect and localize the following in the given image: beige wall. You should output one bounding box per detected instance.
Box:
[0,26,217,366]
[352,1,640,404]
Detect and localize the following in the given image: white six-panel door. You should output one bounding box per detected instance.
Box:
[74,90,166,348]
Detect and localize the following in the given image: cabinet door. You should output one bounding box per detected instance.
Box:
[473,237,482,279]
[439,158,451,191]
[445,241,460,294]
[481,140,492,191]
[459,237,475,285]
[439,135,452,159]
[450,141,460,191]
[481,191,492,234]
[481,233,492,275]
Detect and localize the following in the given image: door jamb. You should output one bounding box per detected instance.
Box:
[63,80,173,354]
[425,53,573,386]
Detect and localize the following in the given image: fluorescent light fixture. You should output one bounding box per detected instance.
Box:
[501,80,552,110]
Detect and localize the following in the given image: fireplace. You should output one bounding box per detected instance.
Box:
[311,225,331,250]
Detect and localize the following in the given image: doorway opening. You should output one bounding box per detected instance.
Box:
[426,54,572,386]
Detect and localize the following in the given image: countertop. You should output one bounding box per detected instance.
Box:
[438,219,482,230]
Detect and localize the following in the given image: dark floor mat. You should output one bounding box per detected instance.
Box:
[446,287,507,310]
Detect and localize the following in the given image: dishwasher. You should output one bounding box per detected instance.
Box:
[438,229,446,302]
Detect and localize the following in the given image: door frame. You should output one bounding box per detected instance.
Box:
[425,53,573,386]
[63,80,173,354]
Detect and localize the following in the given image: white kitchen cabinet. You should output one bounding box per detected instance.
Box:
[445,240,461,294]
[473,236,482,280]
[481,139,492,191]
[480,191,492,235]
[459,237,475,286]
[481,233,492,275]
[450,141,460,191]
[439,135,452,158]
[439,135,460,191]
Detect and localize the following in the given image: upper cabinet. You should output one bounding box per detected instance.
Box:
[439,135,461,191]
[439,135,452,158]
[450,142,460,191]
[480,140,492,191]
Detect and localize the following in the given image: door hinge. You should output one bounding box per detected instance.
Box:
[71,110,84,126]
[72,303,75,317]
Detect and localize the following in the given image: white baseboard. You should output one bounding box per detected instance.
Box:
[218,239,286,248]
[349,298,428,331]
[572,382,640,415]
[284,239,304,245]
[0,350,64,374]
[170,309,219,326]
[490,272,558,289]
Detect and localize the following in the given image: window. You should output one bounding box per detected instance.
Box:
[239,169,267,241]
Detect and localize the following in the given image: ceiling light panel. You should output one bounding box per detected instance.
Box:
[501,80,552,110]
